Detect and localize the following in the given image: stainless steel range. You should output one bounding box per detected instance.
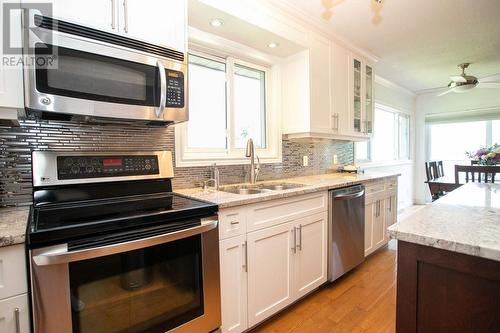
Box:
[27,151,221,333]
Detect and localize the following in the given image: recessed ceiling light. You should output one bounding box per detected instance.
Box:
[267,42,279,49]
[209,19,224,28]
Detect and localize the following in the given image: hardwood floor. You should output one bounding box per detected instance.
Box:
[250,240,397,333]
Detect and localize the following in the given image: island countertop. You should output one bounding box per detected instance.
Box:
[388,182,500,262]
[0,207,30,247]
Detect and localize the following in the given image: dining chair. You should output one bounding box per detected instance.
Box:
[437,161,444,178]
[429,161,439,180]
[455,165,499,184]
[425,162,434,181]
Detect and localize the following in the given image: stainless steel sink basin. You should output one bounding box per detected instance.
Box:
[221,183,305,195]
[258,183,306,191]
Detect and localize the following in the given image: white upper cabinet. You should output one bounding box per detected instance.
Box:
[349,52,374,139]
[282,33,375,141]
[49,0,186,52]
[50,0,117,34]
[0,0,23,116]
[122,0,186,51]
[282,33,333,138]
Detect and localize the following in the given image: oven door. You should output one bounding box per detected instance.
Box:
[23,14,187,123]
[30,218,220,333]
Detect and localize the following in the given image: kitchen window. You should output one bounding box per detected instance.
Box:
[356,104,411,163]
[175,51,280,166]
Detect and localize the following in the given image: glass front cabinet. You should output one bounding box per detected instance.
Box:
[350,55,374,138]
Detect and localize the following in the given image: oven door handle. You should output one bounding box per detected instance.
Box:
[32,219,218,266]
[155,60,167,118]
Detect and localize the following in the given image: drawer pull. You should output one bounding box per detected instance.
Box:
[14,308,20,333]
[230,221,239,225]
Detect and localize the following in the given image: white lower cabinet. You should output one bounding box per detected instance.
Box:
[219,193,328,332]
[293,212,328,299]
[247,221,295,327]
[364,177,398,256]
[219,235,248,333]
[0,294,30,333]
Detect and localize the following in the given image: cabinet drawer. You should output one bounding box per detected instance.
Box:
[246,192,328,232]
[0,294,30,333]
[219,207,247,240]
[385,178,398,191]
[365,181,385,197]
[0,244,27,300]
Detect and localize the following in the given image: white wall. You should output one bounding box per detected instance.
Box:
[415,89,500,204]
[363,77,417,210]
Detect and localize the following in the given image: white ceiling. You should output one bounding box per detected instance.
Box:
[280,0,500,93]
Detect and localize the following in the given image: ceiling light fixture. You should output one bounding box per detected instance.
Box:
[209,18,224,28]
[267,42,279,49]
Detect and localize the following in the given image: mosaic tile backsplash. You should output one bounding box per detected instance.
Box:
[0,118,353,207]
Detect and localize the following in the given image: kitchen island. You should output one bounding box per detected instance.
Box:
[388,183,500,332]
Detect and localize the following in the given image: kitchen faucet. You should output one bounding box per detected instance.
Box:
[245,138,260,184]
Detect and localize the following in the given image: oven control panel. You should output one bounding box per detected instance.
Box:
[165,70,184,108]
[57,155,159,180]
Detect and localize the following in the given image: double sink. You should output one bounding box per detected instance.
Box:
[221,183,306,195]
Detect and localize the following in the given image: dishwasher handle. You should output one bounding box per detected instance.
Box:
[332,189,365,201]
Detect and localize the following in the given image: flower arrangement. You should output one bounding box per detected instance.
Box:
[466,143,500,165]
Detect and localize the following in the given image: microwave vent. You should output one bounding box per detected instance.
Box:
[34,15,185,63]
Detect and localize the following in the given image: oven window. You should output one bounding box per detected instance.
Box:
[69,235,204,333]
[35,44,159,106]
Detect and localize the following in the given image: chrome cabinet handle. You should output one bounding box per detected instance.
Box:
[111,0,116,29]
[123,0,129,33]
[292,228,296,254]
[33,219,218,266]
[332,113,339,131]
[156,60,167,118]
[14,308,20,333]
[297,225,302,251]
[243,241,248,272]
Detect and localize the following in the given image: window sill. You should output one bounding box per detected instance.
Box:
[175,155,282,168]
[357,160,414,169]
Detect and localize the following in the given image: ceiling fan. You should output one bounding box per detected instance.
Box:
[438,63,500,96]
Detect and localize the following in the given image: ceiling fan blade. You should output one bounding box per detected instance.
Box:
[449,75,467,83]
[437,89,454,96]
[479,73,500,82]
[477,82,500,88]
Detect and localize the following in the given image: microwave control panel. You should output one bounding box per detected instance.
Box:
[165,70,184,108]
[57,155,159,180]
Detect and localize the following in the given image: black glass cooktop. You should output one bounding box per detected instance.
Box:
[28,190,218,248]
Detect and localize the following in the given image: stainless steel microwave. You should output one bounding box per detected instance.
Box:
[23,13,188,124]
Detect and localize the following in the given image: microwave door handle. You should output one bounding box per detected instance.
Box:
[156,61,167,118]
[32,219,218,266]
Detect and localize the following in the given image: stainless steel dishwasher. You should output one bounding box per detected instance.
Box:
[328,184,365,282]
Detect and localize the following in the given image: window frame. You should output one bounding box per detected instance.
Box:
[356,103,412,165]
[175,47,281,167]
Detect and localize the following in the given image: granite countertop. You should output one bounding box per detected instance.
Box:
[175,172,400,209]
[388,183,500,262]
[0,207,30,247]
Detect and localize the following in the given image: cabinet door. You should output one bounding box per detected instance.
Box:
[122,0,186,51]
[0,1,23,110]
[309,34,332,134]
[219,235,248,333]
[364,64,374,135]
[372,199,386,249]
[384,195,397,242]
[364,202,374,256]
[50,0,117,33]
[351,56,363,134]
[331,43,350,134]
[0,244,28,300]
[294,212,327,299]
[247,222,294,327]
[0,294,30,333]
